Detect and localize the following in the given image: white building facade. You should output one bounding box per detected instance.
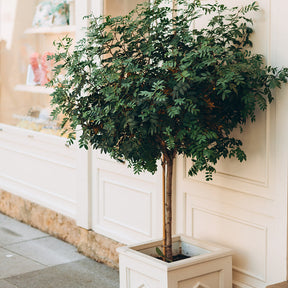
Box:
[0,1,288,287]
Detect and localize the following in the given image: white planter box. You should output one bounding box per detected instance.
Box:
[117,235,232,288]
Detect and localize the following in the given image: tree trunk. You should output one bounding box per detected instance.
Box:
[164,157,173,261]
[162,156,166,258]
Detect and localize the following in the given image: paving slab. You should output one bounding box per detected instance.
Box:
[5,236,86,266]
[0,213,119,287]
[0,214,13,223]
[0,248,45,279]
[0,215,47,246]
[5,258,119,288]
[0,280,17,288]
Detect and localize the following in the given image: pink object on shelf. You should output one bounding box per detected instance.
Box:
[40,51,54,85]
[29,52,41,84]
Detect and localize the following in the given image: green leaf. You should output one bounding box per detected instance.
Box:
[156,247,164,258]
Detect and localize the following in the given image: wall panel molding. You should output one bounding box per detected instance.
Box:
[181,0,274,201]
[91,157,162,244]
[185,201,268,282]
[101,179,153,237]
[0,173,77,218]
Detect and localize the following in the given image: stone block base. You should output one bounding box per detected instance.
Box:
[0,190,123,269]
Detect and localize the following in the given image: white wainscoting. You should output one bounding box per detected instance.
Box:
[176,150,283,288]
[187,203,268,282]
[0,124,80,219]
[91,150,163,244]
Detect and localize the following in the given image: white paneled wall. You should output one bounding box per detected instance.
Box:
[0,124,80,218]
[91,151,163,244]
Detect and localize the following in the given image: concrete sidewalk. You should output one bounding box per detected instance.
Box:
[0,213,119,288]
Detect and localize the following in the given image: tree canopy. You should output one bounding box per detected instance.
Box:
[50,0,288,180]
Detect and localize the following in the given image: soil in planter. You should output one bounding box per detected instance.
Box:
[157,254,190,262]
[155,247,190,262]
[173,254,190,262]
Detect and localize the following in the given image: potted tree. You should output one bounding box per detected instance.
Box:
[49,0,288,287]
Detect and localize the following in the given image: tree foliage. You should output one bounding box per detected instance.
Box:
[49,0,288,180]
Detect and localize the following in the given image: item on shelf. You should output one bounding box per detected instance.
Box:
[27,51,54,86]
[29,52,41,84]
[17,119,43,132]
[32,0,70,27]
[40,127,66,137]
[32,1,53,27]
[14,107,67,137]
[39,107,52,121]
[14,107,44,132]
[26,65,36,86]
[41,52,54,85]
[51,0,70,26]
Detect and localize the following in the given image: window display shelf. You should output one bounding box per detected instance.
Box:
[15,84,54,94]
[24,25,76,35]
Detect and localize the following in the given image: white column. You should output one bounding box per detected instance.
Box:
[90,0,104,17]
[74,0,93,228]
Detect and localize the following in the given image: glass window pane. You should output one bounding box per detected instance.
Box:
[0,0,73,137]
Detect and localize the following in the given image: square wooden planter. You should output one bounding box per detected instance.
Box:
[117,235,232,288]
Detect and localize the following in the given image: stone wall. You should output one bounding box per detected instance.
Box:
[0,189,123,269]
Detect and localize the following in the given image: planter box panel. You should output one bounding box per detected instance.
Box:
[168,256,232,288]
[119,254,166,288]
[129,269,162,288]
[177,271,220,288]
